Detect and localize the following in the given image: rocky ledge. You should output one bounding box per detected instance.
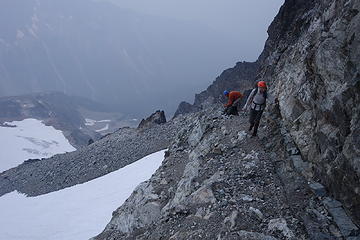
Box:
[93,105,359,240]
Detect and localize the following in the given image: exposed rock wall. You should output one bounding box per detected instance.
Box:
[257,0,360,223]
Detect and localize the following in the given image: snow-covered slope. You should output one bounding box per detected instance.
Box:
[0,150,166,240]
[0,118,76,172]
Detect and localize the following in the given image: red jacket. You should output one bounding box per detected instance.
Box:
[224,91,243,107]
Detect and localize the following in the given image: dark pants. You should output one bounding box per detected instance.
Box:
[249,108,263,135]
[224,105,239,116]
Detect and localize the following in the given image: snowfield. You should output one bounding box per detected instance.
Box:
[0,150,166,240]
[0,119,76,172]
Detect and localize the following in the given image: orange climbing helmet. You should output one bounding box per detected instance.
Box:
[257,81,267,88]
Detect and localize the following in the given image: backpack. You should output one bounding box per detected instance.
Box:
[249,86,267,110]
[253,86,267,99]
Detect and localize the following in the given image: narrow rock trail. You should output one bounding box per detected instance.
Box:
[95,107,348,240]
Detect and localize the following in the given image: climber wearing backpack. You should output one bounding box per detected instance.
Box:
[242,81,271,137]
[223,90,243,116]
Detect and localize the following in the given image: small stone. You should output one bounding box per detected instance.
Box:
[265,143,273,149]
[249,207,264,220]
[323,197,342,209]
[268,218,295,239]
[237,131,247,141]
[287,147,300,155]
[160,179,168,185]
[329,224,342,238]
[223,210,238,230]
[240,194,254,202]
[309,182,327,197]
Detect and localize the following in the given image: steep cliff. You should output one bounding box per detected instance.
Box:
[257,0,360,223]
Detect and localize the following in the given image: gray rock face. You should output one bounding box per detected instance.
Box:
[256,0,360,223]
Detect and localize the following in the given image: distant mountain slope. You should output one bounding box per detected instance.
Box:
[0,92,106,147]
[0,0,241,116]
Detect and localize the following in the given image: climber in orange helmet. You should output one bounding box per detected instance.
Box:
[242,81,275,137]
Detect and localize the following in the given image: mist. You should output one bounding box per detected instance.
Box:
[0,0,284,116]
[107,0,285,61]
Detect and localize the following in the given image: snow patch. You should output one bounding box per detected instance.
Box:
[96,124,109,132]
[0,119,75,172]
[85,118,96,126]
[85,118,111,126]
[0,150,166,240]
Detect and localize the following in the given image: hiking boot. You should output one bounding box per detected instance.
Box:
[251,131,257,137]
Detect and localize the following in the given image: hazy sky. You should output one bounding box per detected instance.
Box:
[107,0,285,61]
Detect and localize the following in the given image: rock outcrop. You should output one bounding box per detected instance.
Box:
[256,0,360,223]
[138,110,166,129]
